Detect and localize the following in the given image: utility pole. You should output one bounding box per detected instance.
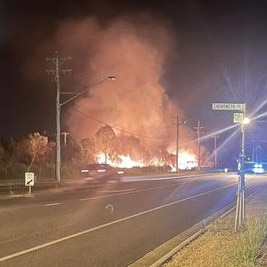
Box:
[194,121,204,171]
[46,51,71,184]
[172,116,187,172]
[212,134,219,168]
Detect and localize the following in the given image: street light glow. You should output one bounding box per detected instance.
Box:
[243,117,250,124]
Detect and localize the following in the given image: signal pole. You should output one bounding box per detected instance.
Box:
[46,51,71,184]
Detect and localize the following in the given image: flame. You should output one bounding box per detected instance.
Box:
[96,150,197,170]
[118,155,145,169]
[178,151,198,170]
[96,153,144,168]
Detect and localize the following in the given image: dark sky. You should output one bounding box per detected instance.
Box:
[1,0,267,162]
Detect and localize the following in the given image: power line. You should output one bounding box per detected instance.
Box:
[71,105,170,140]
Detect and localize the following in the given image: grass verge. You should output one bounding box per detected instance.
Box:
[164,212,267,267]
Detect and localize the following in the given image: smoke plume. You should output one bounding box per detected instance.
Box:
[49,14,195,153]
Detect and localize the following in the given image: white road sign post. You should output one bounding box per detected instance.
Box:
[212,102,246,231]
[25,172,35,195]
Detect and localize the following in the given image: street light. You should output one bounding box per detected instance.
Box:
[56,75,116,184]
[235,114,250,231]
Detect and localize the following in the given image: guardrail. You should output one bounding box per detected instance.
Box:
[0,179,60,196]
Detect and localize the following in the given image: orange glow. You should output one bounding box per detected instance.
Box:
[118,155,145,168]
[178,150,197,170]
[97,153,144,168]
[96,150,197,170]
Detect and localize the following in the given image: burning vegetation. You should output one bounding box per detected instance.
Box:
[80,125,198,170]
[28,13,211,170]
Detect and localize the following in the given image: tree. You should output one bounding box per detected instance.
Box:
[95,126,118,163]
[80,137,97,164]
[16,132,52,170]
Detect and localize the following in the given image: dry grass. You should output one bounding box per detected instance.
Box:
[164,213,267,267]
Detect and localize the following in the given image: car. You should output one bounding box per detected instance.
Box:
[80,163,124,183]
[243,161,267,174]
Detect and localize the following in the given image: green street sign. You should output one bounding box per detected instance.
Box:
[233,113,244,123]
[212,103,245,111]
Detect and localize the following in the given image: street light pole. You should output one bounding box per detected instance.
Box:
[47,52,115,184]
[235,107,249,231]
[56,58,61,184]
[57,75,116,183]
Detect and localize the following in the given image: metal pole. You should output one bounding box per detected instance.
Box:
[176,115,179,172]
[55,52,61,184]
[197,120,201,171]
[46,51,71,184]
[240,123,246,223]
[214,135,217,168]
[235,104,246,231]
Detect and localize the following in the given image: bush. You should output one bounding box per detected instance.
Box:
[0,162,27,180]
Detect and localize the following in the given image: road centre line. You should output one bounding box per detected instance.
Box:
[44,202,62,207]
[99,188,136,193]
[0,183,235,263]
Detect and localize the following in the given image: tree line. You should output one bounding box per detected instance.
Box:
[0,125,173,181]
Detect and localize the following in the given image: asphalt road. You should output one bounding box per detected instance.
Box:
[0,172,261,267]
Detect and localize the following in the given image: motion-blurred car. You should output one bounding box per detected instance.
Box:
[80,163,124,182]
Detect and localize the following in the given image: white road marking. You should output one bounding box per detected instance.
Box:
[44,202,62,207]
[99,188,135,193]
[0,183,235,263]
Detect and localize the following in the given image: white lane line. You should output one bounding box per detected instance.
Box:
[99,188,136,193]
[0,183,235,263]
[44,203,62,207]
[80,188,137,201]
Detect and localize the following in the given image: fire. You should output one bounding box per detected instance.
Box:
[178,150,198,170]
[97,153,144,168]
[96,150,197,170]
[117,155,145,169]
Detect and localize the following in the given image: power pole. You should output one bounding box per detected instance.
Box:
[194,121,204,171]
[46,51,71,184]
[212,134,219,168]
[172,116,187,172]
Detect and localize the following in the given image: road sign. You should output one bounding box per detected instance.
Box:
[25,172,35,187]
[233,112,244,123]
[212,103,245,111]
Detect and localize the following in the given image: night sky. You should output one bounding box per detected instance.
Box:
[1,0,267,164]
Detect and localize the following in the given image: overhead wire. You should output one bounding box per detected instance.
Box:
[71,105,170,140]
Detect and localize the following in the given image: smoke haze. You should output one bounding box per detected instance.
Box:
[45,13,196,153]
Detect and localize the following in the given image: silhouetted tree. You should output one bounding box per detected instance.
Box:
[95,126,118,163]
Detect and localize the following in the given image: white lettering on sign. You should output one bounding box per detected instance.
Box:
[212,103,245,111]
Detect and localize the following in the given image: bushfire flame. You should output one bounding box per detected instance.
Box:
[97,151,197,170]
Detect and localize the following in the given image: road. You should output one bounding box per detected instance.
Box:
[0,172,264,266]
